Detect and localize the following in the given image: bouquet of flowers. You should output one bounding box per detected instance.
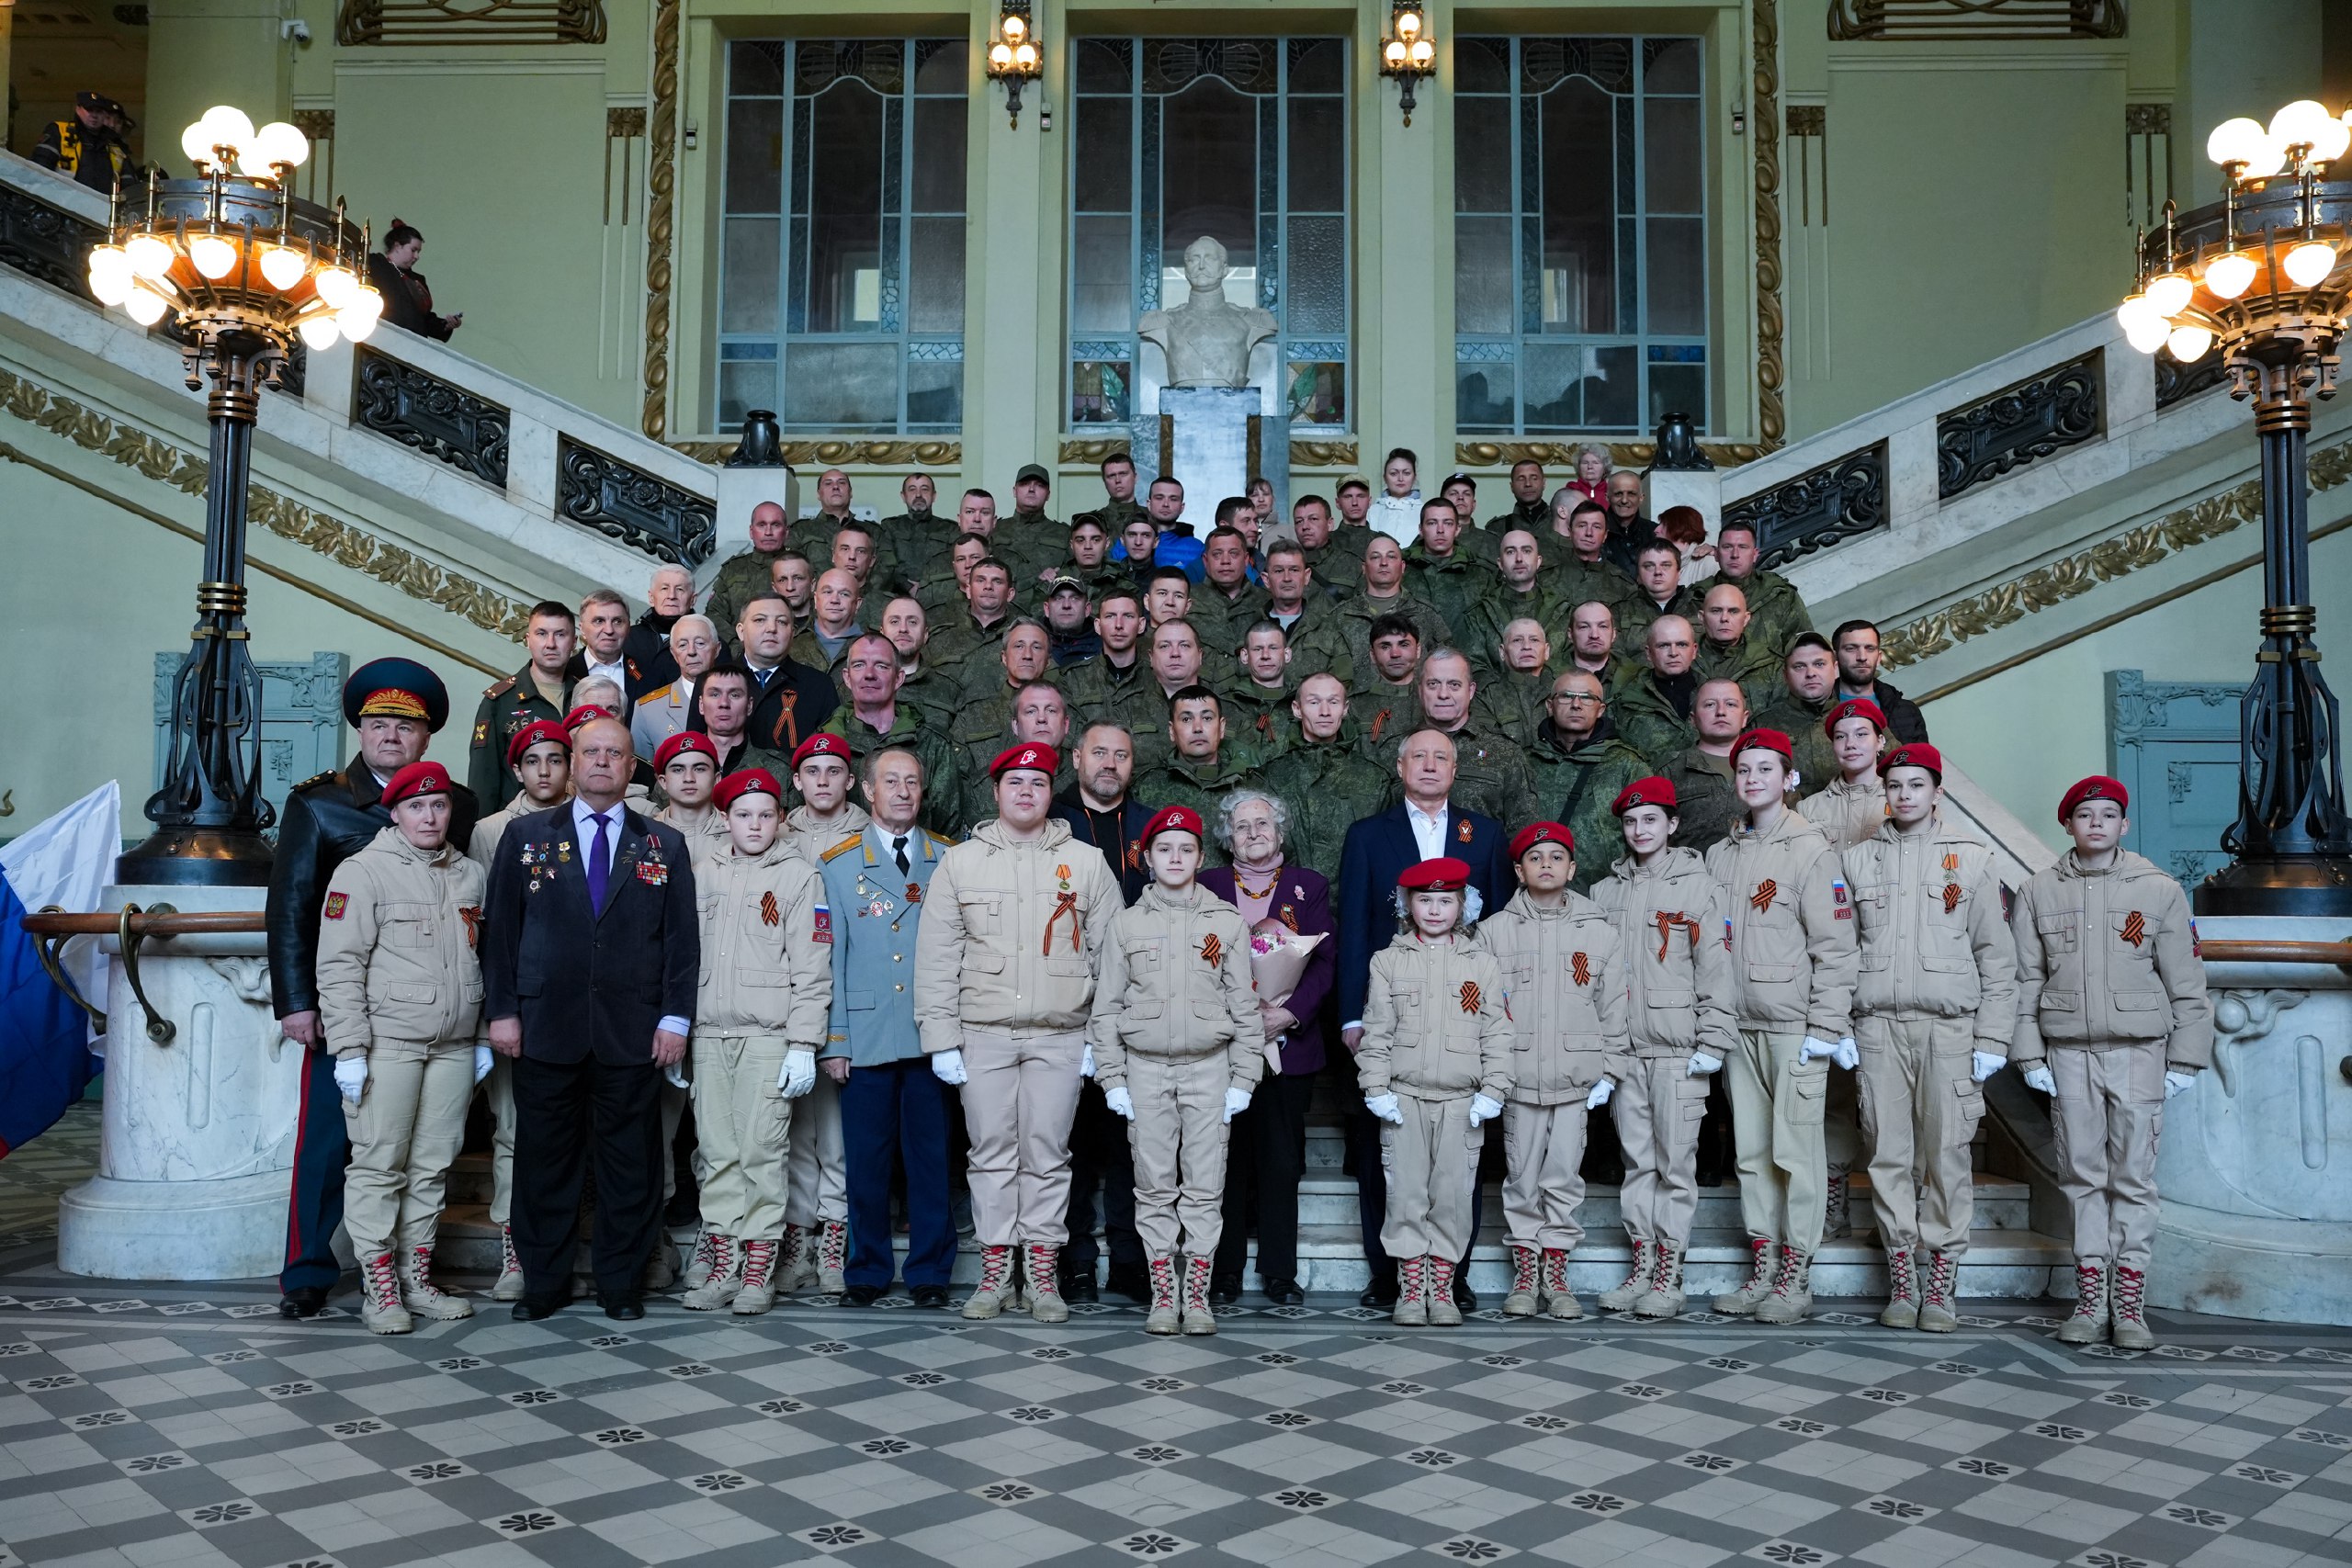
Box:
[1248,920,1324,1076]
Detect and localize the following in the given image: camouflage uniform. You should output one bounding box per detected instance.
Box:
[1660,747,1741,853]
[704,547,789,646]
[1347,681,1425,756]
[1258,725,1396,881]
[1611,672,1698,770]
[1337,592,1454,691]
[1266,595,1358,687]
[1755,691,1837,801]
[1470,666,1553,748]
[1717,568,1813,663]
[1132,751,1267,845]
[1401,544,1492,640]
[1367,720,1534,831]
[1523,725,1648,893]
[465,668,572,809]
[817,705,962,837]
[1303,525,1374,601]
[1693,634,1785,713]
[1615,586,1709,660]
[1462,586,1568,681]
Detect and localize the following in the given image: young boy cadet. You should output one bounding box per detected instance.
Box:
[1356,857,1514,1327]
[1797,696,1885,1242]
[1704,728,1859,1325]
[779,731,865,1294]
[1088,805,1265,1335]
[651,731,729,867]
[678,768,834,1315]
[1480,821,1632,1321]
[316,761,489,1335]
[1592,778,1737,1318]
[2012,775,2211,1349]
[1843,742,2016,1333]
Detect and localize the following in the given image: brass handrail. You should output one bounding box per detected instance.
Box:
[24,905,266,1045]
[2199,938,2352,966]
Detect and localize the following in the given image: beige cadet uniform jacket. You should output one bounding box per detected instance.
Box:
[654,805,729,871]
[1087,882,1267,1093]
[1480,891,1634,1104]
[2010,850,2214,1069]
[1705,809,1860,1040]
[1357,932,1515,1103]
[469,797,544,871]
[694,841,834,1044]
[317,827,487,1060]
[1843,820,2017,1048]
[1592,847,1739,1061]
[786,804,869,861]
[914,818,1125,1053]
[1800,775,1887,852]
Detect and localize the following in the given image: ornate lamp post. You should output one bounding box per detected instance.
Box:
[984,1,1043,129]
[86,106,383,885]
[2119,98,2352,916]
[1378,3,1437,127]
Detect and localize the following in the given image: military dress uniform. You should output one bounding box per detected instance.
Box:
[775,786,870,1292]
[1842,744,2017,1332]
[1702,732,1859,1325]
[2011,776,2212,1348]
[315,763,486,1334]
[469,668,574,809]
[1481,834,1633,1320]
[1591,781,1738,1318]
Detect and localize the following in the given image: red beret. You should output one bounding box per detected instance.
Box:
[1510,821,1573,861]
[563,703,616,732]
[990,742,1059,780]
[381,761,452,808]
[1611,776,1678,816]
[1143,805,1203,845]
[792,732,852,770]
[1878,741,1944,780]
[1397,856,1472,893]
[654,731,718,772]
[2058,774,2129,823]
[714,769,784,810]
[1732,728,1793,763]
[506,718,571,768]
[1824,697,1888,739]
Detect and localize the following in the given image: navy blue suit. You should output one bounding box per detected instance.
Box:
[1332,801,1509,1290]
[481,804,699,1301]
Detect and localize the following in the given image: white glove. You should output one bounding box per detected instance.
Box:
[1970,1051,2005,1084]
[1080,1043,1097,1079]
[2165,1070,2199,1100]
[1799,1036,1842,1066]
[1585,1080,1614,1111]
[473,1044,494,1084]
[1224,1086,1252,1123]
[663,1060,689,1090]
[2021,1064,2056,1095]
[1835,1036,1860,1070]
[1469,1092,1504,1127]
[780,1048,818,1099]
[333,1055,368,1105]
[1688,1051,1723,1076]
[1365,1092,1405,1124]
[1103,1085,1134,1119]
[931,1049,967,1086]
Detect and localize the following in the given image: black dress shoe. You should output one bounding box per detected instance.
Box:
[512,1296,565,1322]
[600,1294,645,1321]
[1452,1274,1478,1312]
[1103,1263,1151,1303]
[842,1284,886,1307]
[277,1286,328,1320]
[910,1284,951,1309]
[1060,1273,1100,1304]
[1209,1277,1242,1307]
[1360,1278,1400,1309]
[1263,1278,1305,1307]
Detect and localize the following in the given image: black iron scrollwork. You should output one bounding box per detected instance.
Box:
[355,346,510,486]
[1936,350,2103,501]
[556,436,716,566]
[2154,346,2228,412]
[0,181,105,299]
[1724,442,1889,572]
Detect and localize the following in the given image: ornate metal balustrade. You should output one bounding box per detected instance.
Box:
[2155,344,2229,411]
[0,179,103,300]
[354,346,510,486]
[1936,349,2103,501]
[556,436,716,566]
[1722,441,1888,570]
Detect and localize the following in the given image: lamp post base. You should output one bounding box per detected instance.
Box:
[114,825,274,886]
[2194,854,2352,918]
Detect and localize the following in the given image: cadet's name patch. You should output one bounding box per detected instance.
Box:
[323,892,348,920]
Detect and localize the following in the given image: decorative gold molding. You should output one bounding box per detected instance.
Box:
[639,0,680,441]
[668,437,960,467]
[608,106,647,139]
[1754,0,1784,450]
[1291,438,1359,468]
[1060,436,1131,465]
[0,367,534,640]
[1455,440,1768,470]
[1880,440,2352,670]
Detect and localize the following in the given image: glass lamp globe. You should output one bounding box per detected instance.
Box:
[2115,293,2155,333]
[124,232,175,279]
[314,265,360,308]
[2165,322,2215,362]
[180,120,221,171]
[196,106,254,164]
[338,302,381,344]
[2123,311,2171,354]
[2269,99,2333,152]
[2206,117,2267,168]
[2315,116,2352,163]
[187,232,240,280]
[1384,39,1407,64]
[258,245,309,291]
[1396,9,1422,39]
[2204,250,2257,299]
[2283,239,2338,288]
[87,245,134,305]
[1001,13,1024,42]
[2242,135,2290,180]
[124,286,170,326]
[1409,38,1433,65]
[1013,40,1037,69]
[2143,272,2194,317]
[241,121,310,175]
[298,311,341,350]
[989,41,1012,67]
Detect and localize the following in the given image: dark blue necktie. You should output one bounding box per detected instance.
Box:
[586,811,613,913]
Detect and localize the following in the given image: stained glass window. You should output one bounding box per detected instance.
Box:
[718,39,968,434]
[1454,36,1708,435]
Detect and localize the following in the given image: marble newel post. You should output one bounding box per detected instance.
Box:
[2152,915,2352,1325]
[56,885,308,1280]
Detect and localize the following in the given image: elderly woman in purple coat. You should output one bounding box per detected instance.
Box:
[1199,788,1335,1307]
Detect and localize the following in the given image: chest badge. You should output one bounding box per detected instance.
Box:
[1941,884,1962,914]
[1749,879,1778,913]
[324,892,348,920]
[1571,952,1592,987]
[1459,981,1482,1014]
[761,891,780,927]
[2120,910,2147,947]
[1200,933,1223,967]
[1456,819,1474,844]
[458,907,481,947]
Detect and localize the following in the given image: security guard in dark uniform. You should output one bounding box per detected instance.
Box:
[271,659,481,1319]
[34,92,135,195]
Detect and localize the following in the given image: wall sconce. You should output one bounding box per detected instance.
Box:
[986,1,1043,129]
[1380,3,1436,128]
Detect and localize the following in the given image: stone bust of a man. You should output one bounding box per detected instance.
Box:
[1139,235,1279,390]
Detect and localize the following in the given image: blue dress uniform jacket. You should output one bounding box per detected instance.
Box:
[818,827,954,1066]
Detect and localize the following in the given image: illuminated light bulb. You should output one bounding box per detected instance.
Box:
[2284,238,2338,288]
[87,243,133,294]
[187,232,239,279]
[2166,321,2214,362]
[314,265,359,308]
[1012,40,1037,69]
[124,231,175,279]
[989,40,1012,68]
[2269,98,2333,152]
[2143,271,2194,317]
[241,120,310,175]
[123,285,170,326]
[1001,13,1024,42]
[181,120,221,171]
[2316,116,2352,163]
[338,303,380,344]
[2207,116,2267,168]
[258,244,309,291]
[1384,38,1407,65]
[2243,136,2289,179]
[2123,311,2172,354]
[1409,38,1433,65]
[196,106,254,167]
[1396,8,1422,39]
[298,310,341,351]
[2204,249,2257,299]
[2116,292,2155,333]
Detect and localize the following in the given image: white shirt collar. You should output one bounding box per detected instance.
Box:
[1405,800,1450,859]
[571,797,623,838]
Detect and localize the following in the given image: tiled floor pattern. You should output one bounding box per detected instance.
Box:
[2,1240,2350,1568]
[0,1106,96,1249]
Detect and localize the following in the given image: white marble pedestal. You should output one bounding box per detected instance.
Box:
[56,885,310,1280]
[2153,913,2352,1325]
[1132,389,1283,530]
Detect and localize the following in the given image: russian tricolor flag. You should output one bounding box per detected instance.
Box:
[0,782,118,1158]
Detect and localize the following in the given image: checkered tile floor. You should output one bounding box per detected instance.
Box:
[3,1236,2351,1568]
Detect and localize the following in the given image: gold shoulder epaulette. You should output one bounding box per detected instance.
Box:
[483,674,516,699]
[294,769,340,793]
[923,830,956,851]
[820,834,864,863]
